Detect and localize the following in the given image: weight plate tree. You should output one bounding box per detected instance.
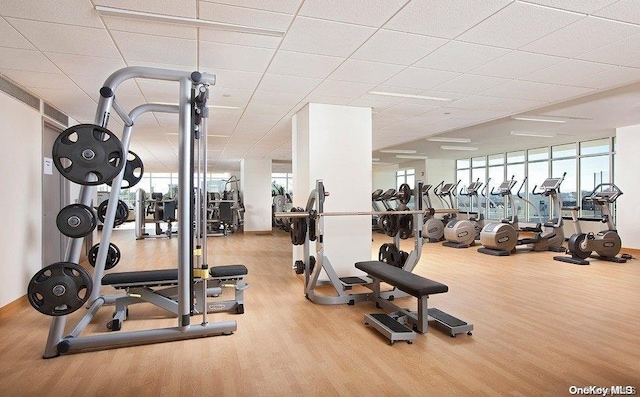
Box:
[107,151,144,189]
[55,204,97,238]
[27,262,93,316]
[52,124,125,186]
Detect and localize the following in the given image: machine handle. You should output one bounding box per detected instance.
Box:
[433,181,444,196]
[516,176,528,199]
[480,178,490,197]
[531,184,543,196]
[452,179,461,197]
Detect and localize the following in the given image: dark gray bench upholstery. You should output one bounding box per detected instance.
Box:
[103,265,247,288]
[355,261,448,297]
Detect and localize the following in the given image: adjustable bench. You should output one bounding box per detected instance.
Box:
[355,261,473,345]
[102,265,248,331]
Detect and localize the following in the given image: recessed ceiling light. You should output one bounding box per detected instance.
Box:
[396,155,429,159]
[372,157,380,161]
[427,137,472,143]
[512,116,566,123]
[510,131,556,138]
[441,145,479,151]
[368,91,453,102]
[379,149,417,154]
[208,134,229,138]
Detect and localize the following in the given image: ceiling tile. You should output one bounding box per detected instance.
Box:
[198,68,262,90]
[45,52,126,77]
[7,18,121,58]
[490,97,546,112]
[0,17,34,50]
[302,94,353,106]
[94,0,196,18]
[594,0,640,25]
[280,17,375,57]
[251,90,307,106]
[2,70,76,91]
[520,16,640,58]
[481,79,593,102]
[267,51,344,78]
[198,29,282,49]
[199,41,274,72]
[384,0,511,39]
[414,41,510,73]
[381,67,460,90]
[576,33,640,67]
[432,74,510,94]
[446,95,515,110]
[522,0,619,13]
[328,59,404,85]
[244,103,293,116]
[209,87,254,107]
[567,66,640,90]
[312,80,376,98]
[0,47,60,73]
[521,59,614,87]
[457,2,582,49]
[103,17,197,39]
[0,0,103,27]
[199,0,302,14]
[111,31,196,65]
[258,74,322,94]
[470,51,564,79]
[535,85,594,102]
[381,103,440,116]
[349,97,400,112]
[352,29,448,65]
[198,2,293,30]
[127,60,197,71]
[299,0,408,27]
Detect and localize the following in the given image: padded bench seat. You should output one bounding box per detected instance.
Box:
[103,265,248,288]
[210,264,247,278]
[355,261,448,297]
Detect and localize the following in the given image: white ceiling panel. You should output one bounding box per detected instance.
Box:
[1,70,77,91]
[594,0,640,25]
[535,85,594,103]
[7,18,121,58]
[521,0,618,13]
[372,112,408,129]
[94,0,196,18]
[568,66,640,90]
[414,41,510,73]
[0,47,60,73]
[481,80,558,100]
[521,59,614,87]
[136,80,182,100]
[280,17,375,57]
[45,52,126,77]
[71,74,142,97]
[267,51,344,78]
[257,74,322,94]
[299,0,408,27]
[433,74,510,95]
[0,18,34,49]
[352,30,448,66]
[328,59,404,85]
[103,17,197,39]
[112,31,196,65]
[458,2,582,49]
[198,29,282,49]
[251,90,307,106]
[470,51,564,79]
[446,95,515,110]
[490,98,546,112]
[209,87,254,107]
[198,2,293,30]
[576,33,640,67]
[199,0,302,14]
[199,68,262,90]
[381,67,460,91]
[384,0,512,39]
[302,94,353,106]
[349,97,401,112]
[199,41,274,72]
[312,80,376,98]
[520,16,640,58]
[0,0,103,27]
[381,103,439,116]
[244,103,293,116]
[127,60,197,72]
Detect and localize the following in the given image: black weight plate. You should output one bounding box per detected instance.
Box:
[56,204,97,238]
[398,183,412,204]
[52,124,125,186]
[399,214,413,240]
[97,200,129,227]
[88,243,121,270]
[107,151,144,189]
[27,262,93,316]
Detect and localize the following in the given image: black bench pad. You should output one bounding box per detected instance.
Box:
[209,264,247,278]
[355,261,448,297]
[102,269,178,286]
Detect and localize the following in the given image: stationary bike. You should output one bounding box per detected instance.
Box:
[554,183,626,265]
[442,179,486,248]
[421,184,445,242]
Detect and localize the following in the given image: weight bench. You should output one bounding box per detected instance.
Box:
[355,261,473,345]
[102,265,248,331]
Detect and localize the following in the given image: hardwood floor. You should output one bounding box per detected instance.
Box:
[1,228,639,396]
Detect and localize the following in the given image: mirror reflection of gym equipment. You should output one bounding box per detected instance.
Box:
[134,189,177,239]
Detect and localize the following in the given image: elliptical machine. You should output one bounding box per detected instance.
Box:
[421,184,445,242]
[442,179,486,248]
[554,183,626,265]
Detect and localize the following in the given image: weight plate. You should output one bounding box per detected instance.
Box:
[107,151,144,189]
[88,242,121,270]
[27,262,93,316]
[398,183,412,205]
[55,204,97,238]
[52,124,125,186]
[378,243,402,267]
[380,210,400,237]
[97,200,129,227]
[399,214,413,240]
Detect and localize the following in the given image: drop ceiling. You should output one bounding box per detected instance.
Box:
[1,0,640,173]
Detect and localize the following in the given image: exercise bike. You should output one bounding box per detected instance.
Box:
[554,183,626,265]
[442,179,486,248]
[421,184,445,242]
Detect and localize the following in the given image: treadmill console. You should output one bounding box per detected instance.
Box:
[541,178,562,191]
[440,183,455,195]
[466,182,483,194]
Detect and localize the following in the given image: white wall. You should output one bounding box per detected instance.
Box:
[614,125,640,249]
[0,92,43,307]
[372,164,397,190]
[425,158,456,209]
[240,158,273,232]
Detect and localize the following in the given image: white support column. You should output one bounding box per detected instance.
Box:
[241,158,273,233]
[292,103,372,276]
[615,125,640,249]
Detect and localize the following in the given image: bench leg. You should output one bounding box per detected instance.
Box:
[416,295,429,334]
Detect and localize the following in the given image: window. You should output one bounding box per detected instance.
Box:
[528,147,548,161]
[396,169,415,189]
[488,154,504,166]
[580,138,610,156]
[506,163,526,222]
[552,143,576,158]
[487,165,504,220]
[472,156,486,167]
[272,173,293,196]
[580,155,610,218]
[527,161,549,222]
[456,159,470,169]
[507,150,525,163]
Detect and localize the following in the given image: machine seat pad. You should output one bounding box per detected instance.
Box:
[355,261,448,297]
[209,264,248,278]
[102,269,178,286]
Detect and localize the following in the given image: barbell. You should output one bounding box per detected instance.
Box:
[274,208,457,219]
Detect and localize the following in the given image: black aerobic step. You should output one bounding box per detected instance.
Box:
[369,313,413,333]
[428,308,467,327]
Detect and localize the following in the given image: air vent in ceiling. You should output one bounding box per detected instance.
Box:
[0,75,40,111]
[43,102,69,127]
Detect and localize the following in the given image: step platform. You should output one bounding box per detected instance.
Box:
[364,313,416,345]
[427,308,473,337]
[339,276,369,290]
